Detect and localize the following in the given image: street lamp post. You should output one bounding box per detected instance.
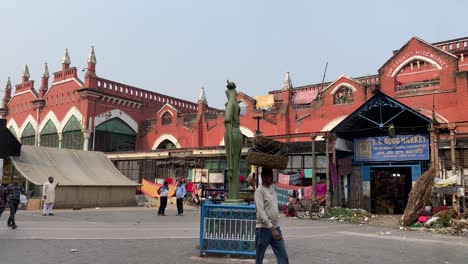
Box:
[252,110,265,188]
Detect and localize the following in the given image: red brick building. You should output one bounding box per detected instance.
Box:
[2,37,467,212]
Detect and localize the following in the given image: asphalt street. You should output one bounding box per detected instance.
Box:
[0,206,467,264]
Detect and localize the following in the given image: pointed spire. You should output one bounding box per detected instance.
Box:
[6,77,12,90]
[22,64,30,78]
[198,87,207,104]
[62,48,71,64]
[42,63,49,78]
[87,46,97,64]
[281,72,292,90]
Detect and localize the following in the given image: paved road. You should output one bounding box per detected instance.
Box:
[0,207,467,264]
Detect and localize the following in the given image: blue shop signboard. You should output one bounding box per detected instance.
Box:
[354,134,429,162]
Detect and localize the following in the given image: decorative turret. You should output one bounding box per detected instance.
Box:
[281,72,292,90]
[22,64,30,82]
[62,48,71,70]
[53,48,78,83]
[86,46,97,77]
[39,63,49,98]
[1,77,12,108]
[197,87,208,113]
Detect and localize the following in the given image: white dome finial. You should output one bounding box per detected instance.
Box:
[198,87,207,104]
[42,63,49,78]
[22,64,30,78]
[281,72,292,90]
[62,48,71,64]
[88,46,97,64]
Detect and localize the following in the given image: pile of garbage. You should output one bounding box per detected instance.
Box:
[326,207,372,223]
[408,205,468,236]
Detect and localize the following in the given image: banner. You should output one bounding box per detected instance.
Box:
[193,169,209,183]
[354,134,429,162]
[141,179,176,198]
[209,172,224,183]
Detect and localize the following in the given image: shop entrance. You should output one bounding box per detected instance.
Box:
[370,167,412,214]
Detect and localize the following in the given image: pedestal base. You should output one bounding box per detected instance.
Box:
[223,199,248,205]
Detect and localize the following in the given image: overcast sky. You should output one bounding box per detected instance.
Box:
[0,0,467,108]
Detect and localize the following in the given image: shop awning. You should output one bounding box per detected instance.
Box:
[10,145,137,186]
[332,91,431,140]
[293,90,318,104]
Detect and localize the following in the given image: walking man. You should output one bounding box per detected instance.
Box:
[0,184,7,220]
[158,181,169,216]
[175,181,186,216]
[43,176,59,216]
[254,167,289,264]
[7,176,25,229]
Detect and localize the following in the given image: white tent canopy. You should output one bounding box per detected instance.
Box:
[10,146,137,187]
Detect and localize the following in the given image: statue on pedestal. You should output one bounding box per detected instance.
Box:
[224,81,243,203]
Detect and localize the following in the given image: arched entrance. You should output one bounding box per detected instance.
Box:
[155,139,176,150]
[20,123,35,146]
[62,116,84,150]
[93,118,136,152]
[40,120,59,148]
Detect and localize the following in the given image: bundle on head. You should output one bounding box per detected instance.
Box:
[247,136,289,170]
[401,166,437,226]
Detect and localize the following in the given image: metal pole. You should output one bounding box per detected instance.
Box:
[311,135,316,200]
[332,136,338,207]
[461,166,466,212]
[254,115,262,188]
[325,133,331,210]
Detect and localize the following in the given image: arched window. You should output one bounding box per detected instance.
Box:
[40,120,59,148]
[21,123,36,146]
[333,86,354,105]
[62,115,84,150]
[161,111,173,125]
[239,101,247,116]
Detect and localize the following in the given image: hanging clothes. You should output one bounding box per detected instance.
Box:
[289,173,301,185]
[255,95,275,109]
[293,90,318,104]
[303,186,313,199]
[278,173,290,185]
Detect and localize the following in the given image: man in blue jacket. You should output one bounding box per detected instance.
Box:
[7,176,25,229]
[0,184,7,220]
[175,181,186,216]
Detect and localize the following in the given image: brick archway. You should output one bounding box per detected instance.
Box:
[152,133,181,150]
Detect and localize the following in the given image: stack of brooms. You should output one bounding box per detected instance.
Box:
[246,136,289,170]
[401,166,437,226]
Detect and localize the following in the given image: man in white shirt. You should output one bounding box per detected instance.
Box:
[43,177,59,216]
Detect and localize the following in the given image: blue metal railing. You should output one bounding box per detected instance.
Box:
[200,200,256,257]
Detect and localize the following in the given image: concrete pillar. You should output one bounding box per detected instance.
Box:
[311,135,316,200]
[83,130,92,151]
[449,125,457,176]
[434,128,440,178]
[58,132,63,149]
[331,136,338,206]
[325,132,331,210]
